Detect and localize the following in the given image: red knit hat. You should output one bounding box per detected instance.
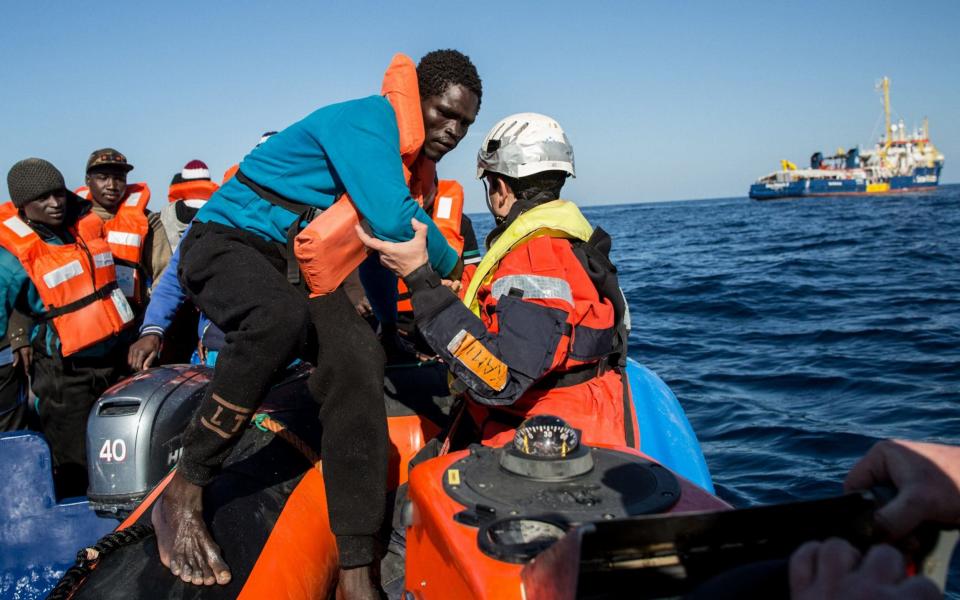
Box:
[181,160,211,181]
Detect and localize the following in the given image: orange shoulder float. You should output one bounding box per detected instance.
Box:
[0,203,133,356]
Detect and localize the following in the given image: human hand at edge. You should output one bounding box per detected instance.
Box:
[844,439,960,539]
[441,279,462,295]
[128,334,162,371]
[12,346,31,374]
[789,538,939,600]
[355,218,429,278]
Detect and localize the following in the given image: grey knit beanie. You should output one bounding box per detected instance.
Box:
[7,158,67,208]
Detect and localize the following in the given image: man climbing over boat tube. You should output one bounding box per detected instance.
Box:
[357,112,638,450]
[153,50,481,597]
[0,159,136,497]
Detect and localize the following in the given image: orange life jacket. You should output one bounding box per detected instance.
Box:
[294,53,439,296]
[167,179,219,203]
[397,179,465,312]
[75,183,151,305]
[0,203,134,356]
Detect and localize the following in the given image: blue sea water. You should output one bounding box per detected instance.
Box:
[473,184,960,594]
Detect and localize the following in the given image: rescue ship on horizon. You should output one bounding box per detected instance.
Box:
[749,77,945,200]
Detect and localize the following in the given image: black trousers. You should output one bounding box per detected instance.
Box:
[31,341,128,498]
[0,359,28,432]
[177,221,388,568]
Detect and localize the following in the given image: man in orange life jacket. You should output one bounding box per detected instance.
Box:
[358,113,637,451]
[76,149,172,312]
[153,50,481,597]
[0,159,136,497]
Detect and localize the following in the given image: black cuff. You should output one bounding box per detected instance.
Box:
[403,263,441,292]
[177,456,218,487]
[336,534,378,568]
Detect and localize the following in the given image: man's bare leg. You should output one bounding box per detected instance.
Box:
[152,472,231,586]
[336,565,381,600]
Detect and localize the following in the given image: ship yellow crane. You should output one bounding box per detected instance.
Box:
[781,159,797,171]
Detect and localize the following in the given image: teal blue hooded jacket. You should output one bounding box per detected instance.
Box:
[196,95,459,276]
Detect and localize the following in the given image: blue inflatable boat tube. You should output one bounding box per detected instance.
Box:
[0,431,116,598]
[628,358,715,493]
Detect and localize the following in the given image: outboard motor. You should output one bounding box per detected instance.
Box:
[85,365,211,518]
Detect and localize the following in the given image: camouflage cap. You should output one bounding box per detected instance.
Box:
[86,148,134,173]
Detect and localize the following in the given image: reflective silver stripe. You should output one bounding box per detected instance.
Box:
[93,252,114,268]
[124,192,142,206]
[620,287,631,332]
[111,288,134,323]
[491,274,573,305]
[446,329,468,355]
[3,216,34,238]
[464,255,482,265]
[107,231,142,247]
[42,260,84,289]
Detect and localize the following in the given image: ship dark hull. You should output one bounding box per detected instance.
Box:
[749,166,941,200]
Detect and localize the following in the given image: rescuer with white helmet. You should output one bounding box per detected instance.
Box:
[358,112,636,452]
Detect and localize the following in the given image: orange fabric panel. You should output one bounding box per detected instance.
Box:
[167,179,219,203]
[237,468,339,600]
[406,452,527,599]
[294,196,369,297]
[432,180,465,255]
[387,415,442,489]
[222,164,240,185]
[469,369,628,449]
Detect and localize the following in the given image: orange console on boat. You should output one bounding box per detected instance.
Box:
[401,416,728,599]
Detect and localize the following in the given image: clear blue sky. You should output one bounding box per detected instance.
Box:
[2,0,957,212]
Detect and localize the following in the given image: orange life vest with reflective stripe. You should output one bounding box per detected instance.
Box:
[75,183,151,305]
[397,179,465,312]
[168,180,219,203]
[0,203,134,356]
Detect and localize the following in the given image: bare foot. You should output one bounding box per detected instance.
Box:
[335,565,382,600]
[152,471,231,586]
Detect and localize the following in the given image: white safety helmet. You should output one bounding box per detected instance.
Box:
[476,113,575,180]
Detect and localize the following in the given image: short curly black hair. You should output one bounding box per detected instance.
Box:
[417,49,482,108]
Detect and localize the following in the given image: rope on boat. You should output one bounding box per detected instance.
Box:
[46,523,155,600]
[253,413,322,469]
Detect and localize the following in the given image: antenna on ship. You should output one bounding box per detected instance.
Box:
[875,76,892,165]
[882,77,891,151]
